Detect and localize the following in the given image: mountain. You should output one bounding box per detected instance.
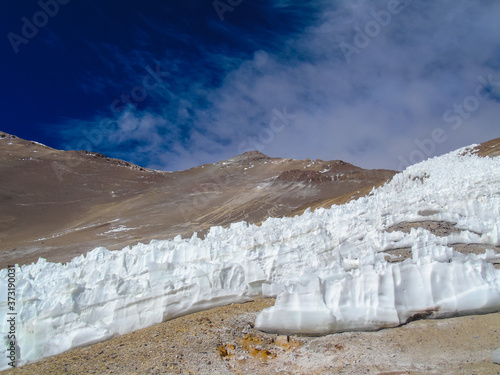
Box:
[0,131,395,268]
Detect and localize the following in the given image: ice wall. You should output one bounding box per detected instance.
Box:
[0,145,499,369]
[256,258,500,334]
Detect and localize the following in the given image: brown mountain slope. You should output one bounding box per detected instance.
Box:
[0,131,396,268]
[474,136,500,157]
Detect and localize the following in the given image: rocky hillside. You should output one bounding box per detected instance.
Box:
[0,131,395,268]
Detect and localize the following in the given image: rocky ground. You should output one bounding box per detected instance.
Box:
[4,295,499,375]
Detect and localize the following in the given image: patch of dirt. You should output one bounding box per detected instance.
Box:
[453,243,500,269]
[473,137,500,158]
[384,247,413,263]
[383,221,500,268]
[385,221,460,237]
[5,296,499,374]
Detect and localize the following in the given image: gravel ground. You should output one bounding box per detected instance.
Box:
[4,296,499,375]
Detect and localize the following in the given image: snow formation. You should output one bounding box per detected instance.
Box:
[1,145,500,369]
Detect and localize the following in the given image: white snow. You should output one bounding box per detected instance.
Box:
[103,225,137,234]
[1,145,500,369]
[34,223,105,242]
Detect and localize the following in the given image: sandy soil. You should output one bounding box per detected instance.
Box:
[4,296,499,375]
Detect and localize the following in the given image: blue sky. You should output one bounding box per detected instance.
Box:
[1,1,499,171]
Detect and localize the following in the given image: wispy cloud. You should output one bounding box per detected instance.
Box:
[56,0,500,171]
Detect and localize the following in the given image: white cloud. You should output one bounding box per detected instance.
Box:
[62,0,500,171]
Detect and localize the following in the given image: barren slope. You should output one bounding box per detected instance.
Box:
[0,131,395,268]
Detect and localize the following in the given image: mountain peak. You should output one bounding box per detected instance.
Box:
[218,150,272,165]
